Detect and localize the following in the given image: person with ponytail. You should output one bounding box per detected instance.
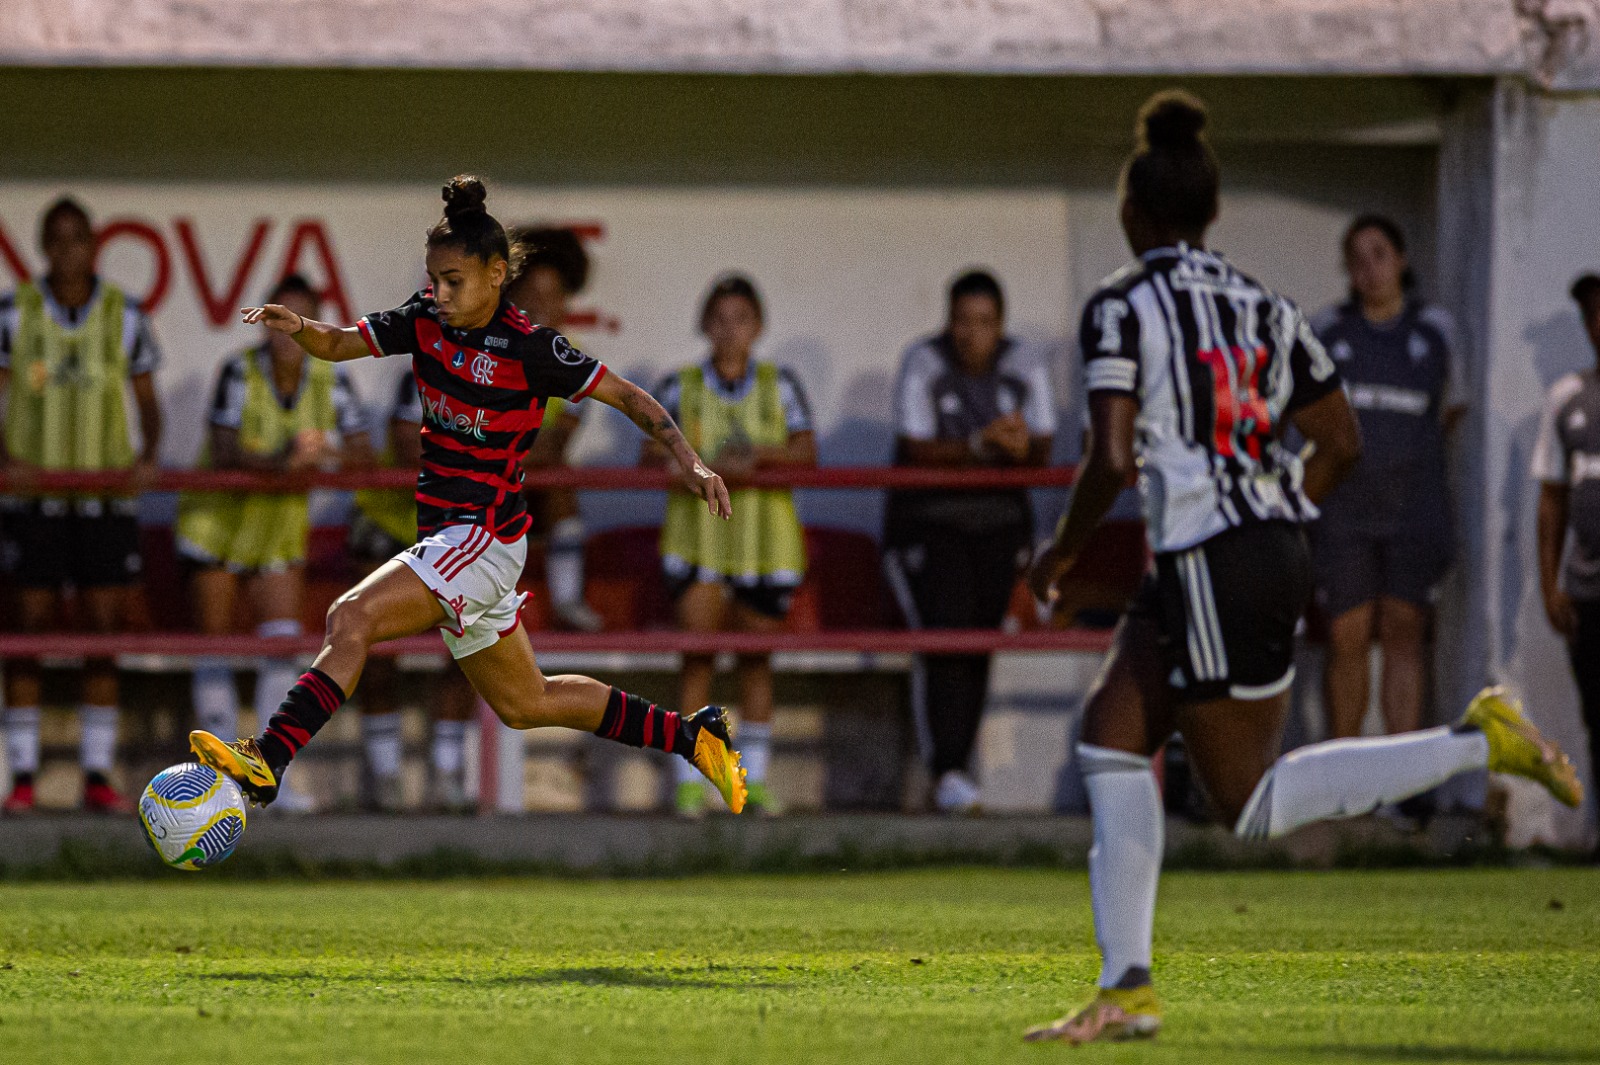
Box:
[1023,94,1580,1044]
[187,175,750,818]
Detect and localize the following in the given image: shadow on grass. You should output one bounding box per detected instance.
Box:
[1246,1045,1598,1063]
[193,964,795,992]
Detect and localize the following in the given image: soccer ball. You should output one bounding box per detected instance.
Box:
[138,763,248,871]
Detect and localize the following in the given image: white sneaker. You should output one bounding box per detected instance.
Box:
[552,599,605,633]
[935,770,982,814]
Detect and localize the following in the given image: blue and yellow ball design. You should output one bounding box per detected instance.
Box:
[139,763,247,871]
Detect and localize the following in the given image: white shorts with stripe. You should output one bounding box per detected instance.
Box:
[399,524,529,659]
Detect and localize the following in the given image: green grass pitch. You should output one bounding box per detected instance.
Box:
[0,868,1595,1064]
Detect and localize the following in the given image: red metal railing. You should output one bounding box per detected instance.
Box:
[0,464,1114,659]
[0,465,1078,494]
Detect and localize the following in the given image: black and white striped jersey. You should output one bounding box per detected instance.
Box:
[1080,244,1342,554]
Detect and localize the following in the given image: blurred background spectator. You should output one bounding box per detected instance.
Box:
[882,270,1055,814]
[0,196,163,814]
[175,274,372,813]
[510,226,604,633]
[1534,273,1600,840]
[1311,216,1464,754]
[647,274,815,816]
[350,367,478,813]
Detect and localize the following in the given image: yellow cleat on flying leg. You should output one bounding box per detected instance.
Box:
[683,706,747,815]
[1459,686,1583,808]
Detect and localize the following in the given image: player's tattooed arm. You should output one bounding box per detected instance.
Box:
[593,372,732,520]
[239,305,372,363]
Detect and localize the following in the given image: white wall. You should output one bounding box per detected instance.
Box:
[0,183,1071,466]
[1476,83,1600,846]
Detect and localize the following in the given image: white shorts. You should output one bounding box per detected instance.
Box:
[399,524,529,659]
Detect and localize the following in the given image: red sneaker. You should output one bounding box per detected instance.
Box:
[2,781,36,814]
[83,779,130,815]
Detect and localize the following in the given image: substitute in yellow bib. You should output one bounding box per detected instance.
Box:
[0,196,164,816]
[646,275,815,816]
[177,275,372,812]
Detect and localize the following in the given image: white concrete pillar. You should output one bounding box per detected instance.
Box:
[1454,79,1600,846]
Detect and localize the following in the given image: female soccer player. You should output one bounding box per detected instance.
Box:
[189,176,747,815]
[1023,92,1581,1045]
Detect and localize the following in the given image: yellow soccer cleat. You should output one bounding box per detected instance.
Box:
[1024,984,1163,1044]
[683,706,748,815]
[189,731,281,807]
[1459,687,1583,808]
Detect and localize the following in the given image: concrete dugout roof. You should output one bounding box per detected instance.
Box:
[3,1,1597,87]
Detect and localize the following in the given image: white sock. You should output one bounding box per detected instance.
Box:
[79,705,119,774]
[1236,726,1489,841]
[547,516,586,606]
[253,619,303,729]
[364,711,404,779]
[1079,743,1162,989]
[4,706,41,774]
[432,719,467,775]
[675,751,703,785]
[737,720,773,784]
[192,657,240,738]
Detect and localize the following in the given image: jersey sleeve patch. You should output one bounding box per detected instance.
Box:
[1079,292,1141,396]
[524,327,605,401]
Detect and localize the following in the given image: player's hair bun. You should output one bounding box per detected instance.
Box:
[1138,91,1208,152]
[441,175,489,221]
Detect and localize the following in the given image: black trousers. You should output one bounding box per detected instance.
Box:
[886,521,1029,777]
[1568,601,1600,799]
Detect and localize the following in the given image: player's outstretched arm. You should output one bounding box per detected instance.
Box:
[240,305,372,363]
[591,372,731,520]
[1028,392,1137,605]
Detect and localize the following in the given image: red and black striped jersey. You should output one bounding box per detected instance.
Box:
[357,289,606,540]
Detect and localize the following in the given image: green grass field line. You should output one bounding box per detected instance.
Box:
[1,869,1595,1064]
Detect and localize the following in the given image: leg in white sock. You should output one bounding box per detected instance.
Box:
[431,719,467,775]
[1236,726,1490,841]
[252,619,303,729]
[191,657,240,738]
[547,517,587,607]
[79,705,119,774]
[5,706,41,776]
[254,619,316,810]
[737,721,772,784]
[1079,743,1163,989]
[364,711,404,780]
[675,751,703,785]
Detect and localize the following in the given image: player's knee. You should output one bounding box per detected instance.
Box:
[491,675,548,730]
[325,591,379,648]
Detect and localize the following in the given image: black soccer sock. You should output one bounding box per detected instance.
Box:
[594,687,692,757]
[257,668,347,773]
